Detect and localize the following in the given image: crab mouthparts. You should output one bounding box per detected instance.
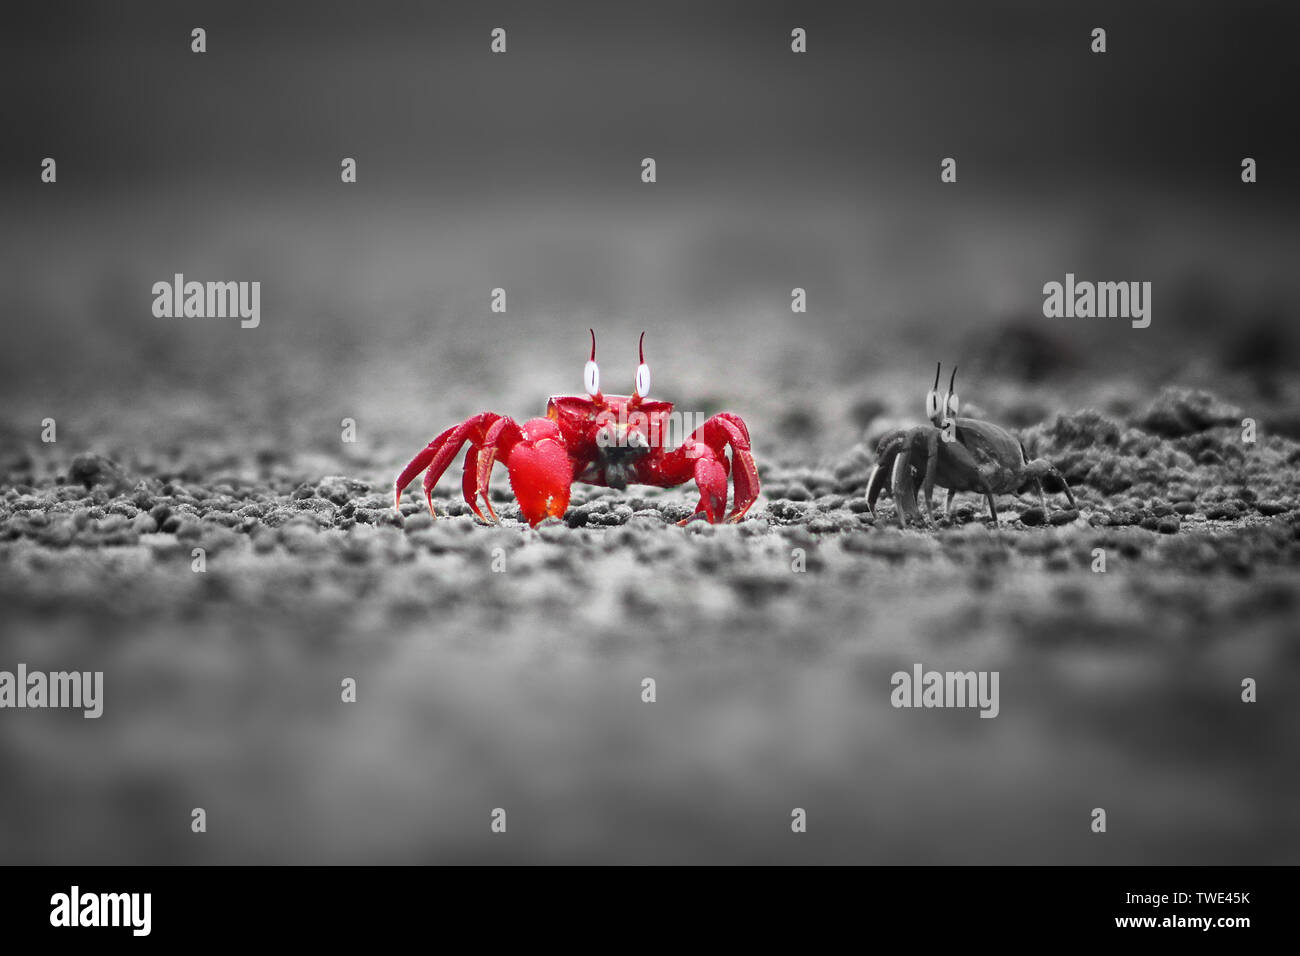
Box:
[591,427,651,490]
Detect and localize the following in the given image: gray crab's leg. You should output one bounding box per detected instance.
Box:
[919,431,942,528]
[890,452,912,528]
[983,482,999,527]
[1026,458,1077,510]
[945,488,956,518]
[937,437,999,527]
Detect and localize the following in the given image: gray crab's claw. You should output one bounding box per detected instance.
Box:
[865,464,883,517]
[867,427,929,527]
[867,429,910,518]
[890,449,918,528]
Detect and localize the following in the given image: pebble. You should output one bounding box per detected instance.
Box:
[1205,504,1240,521]
[1019,506,1047,527]
[785,483,812,502]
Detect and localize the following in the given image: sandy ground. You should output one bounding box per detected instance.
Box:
[2,369,1298,864]
[4,0,1300,869]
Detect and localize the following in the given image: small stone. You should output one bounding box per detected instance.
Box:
[1019,506,1047,526]
[318,476,368,505]
[535,518,568,542]
[67,453,125,490]
[280,522,326,554]
[404,511,433,531]
[784,483,812,502]
[174,520,203,541]
[629,510,667,527]
[1138,387,1243,438]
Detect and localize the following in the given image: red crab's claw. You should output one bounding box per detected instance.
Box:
[505,419,574,527]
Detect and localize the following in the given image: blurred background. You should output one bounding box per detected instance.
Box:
[1,0,1298,863]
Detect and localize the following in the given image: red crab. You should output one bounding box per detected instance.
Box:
[394,331,760,527]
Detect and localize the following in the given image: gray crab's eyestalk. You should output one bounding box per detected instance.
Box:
[925,362,943,423]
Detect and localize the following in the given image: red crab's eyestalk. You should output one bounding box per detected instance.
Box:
[945,366,959,419]
[631,331,651,406]
[584,328,604,404]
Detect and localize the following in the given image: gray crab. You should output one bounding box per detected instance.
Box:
[866,364,1076,528]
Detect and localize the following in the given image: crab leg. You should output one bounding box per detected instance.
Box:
[689,452,730,523]
[983,487,1000,526]
[461,447,488,522]
[471,446,499,522]
[1025,458,1077,510]
[919,430,945,527]
[394,412,503,517]
[472,417,524,523]
[923,436,1000,527]
[639,412,757,524]
[687,412,760,522]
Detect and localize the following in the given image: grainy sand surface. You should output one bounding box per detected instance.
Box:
[4,5,1298,855]
[3,361,1297,862]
